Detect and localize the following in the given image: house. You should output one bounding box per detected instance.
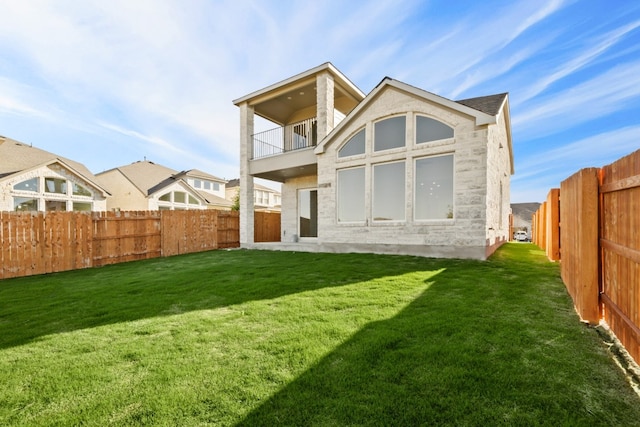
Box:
[233,63,513,260]
[95,160,232,211]
[225,179,281,212]
[0,135,109,212]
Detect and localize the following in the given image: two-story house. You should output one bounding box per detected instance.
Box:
[0,136,109,212]
[233,63,513,260]
[225,179,281,212]
[96,160,232,211]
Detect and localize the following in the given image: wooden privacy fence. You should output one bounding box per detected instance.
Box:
[254,211,281,242]
[0,210,239,280]
[532,149,640,365]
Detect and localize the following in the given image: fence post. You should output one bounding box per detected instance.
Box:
[560,168,600,324]
[545,188,560,261]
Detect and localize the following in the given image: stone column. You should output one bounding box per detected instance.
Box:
[239,102,255,245]
[316,71,334,142]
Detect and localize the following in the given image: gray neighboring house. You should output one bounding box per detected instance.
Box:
[0,135,109,212]
[96,160,232,211]
[234,63,513,260]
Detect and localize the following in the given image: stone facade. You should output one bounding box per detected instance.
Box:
[234,63,512,260]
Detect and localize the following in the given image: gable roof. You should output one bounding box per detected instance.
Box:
[99,160,179,196]
[174,169,227,183]
[0,135,110,195]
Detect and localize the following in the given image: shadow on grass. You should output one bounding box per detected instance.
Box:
[0,249,448,350]
[237,245,640,426]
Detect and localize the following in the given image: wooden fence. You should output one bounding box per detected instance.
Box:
[1,210,239,280]
[254,211,281,242]
[532,149,640,365]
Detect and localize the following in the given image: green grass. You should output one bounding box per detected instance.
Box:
[1,243,639,426]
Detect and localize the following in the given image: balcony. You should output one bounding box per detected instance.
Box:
[249,117,318,182]
[252,117,317,160]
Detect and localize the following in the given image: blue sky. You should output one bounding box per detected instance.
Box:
[0,0,639,203]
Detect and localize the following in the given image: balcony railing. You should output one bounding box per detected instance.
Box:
[252,117,317,160]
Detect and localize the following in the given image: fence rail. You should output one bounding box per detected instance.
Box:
[532,149,640,365]
[1,210,239,280]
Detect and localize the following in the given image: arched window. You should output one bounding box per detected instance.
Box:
[338,128,365,158]
[374,116,406,151]
[416,116,453,144]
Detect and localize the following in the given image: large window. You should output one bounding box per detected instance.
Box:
[45,177,67,194]
[14,178,38,192]
[338,129,365,158]
[298,189,318,238]
[374,116,405,152]
[373,162,405,221]
[14,197,37,211]
[415,155,454,220]
[72,182,91,196]
[337,167,365,222]
[416,116,454,143]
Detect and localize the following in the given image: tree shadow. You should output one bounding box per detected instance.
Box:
[0,249,448,350]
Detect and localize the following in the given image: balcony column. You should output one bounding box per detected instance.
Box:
[239,102,255,245]
[316,71,334,141]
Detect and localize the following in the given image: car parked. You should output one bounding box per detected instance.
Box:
[514,231,529,242]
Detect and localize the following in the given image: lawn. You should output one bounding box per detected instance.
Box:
[1,243,639,426]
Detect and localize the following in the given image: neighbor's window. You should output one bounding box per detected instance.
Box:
[159,193,171,202]
[188,195,199,205]
[213,182,220,191]
[373,161,405,221]
[337,167,365,222]
[72,202,92,212]
[338,128,365,158]
[45,177,67,194]
[72,182,91,197]
[174,192,186,203]
[416,116,454,144]
[374,116,405,152]
[194,179,202,188]
[14,178,38,192]
[204,181,211,190]
[415,154,454,220]
[14,197,38,211]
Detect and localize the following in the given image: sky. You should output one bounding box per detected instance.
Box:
[0,0,639,203]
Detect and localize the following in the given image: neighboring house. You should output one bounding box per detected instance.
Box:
[95,160,232,211]
[233,63,513,260]
[225,179,281,212]
[0,135,109,212]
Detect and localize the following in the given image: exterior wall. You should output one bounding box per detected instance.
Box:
[239,102,255,245]
[96,169,148,211]
[0,164,107,212]
[484,109,512,256]
[281,175,317,242]
[316,87,491,259]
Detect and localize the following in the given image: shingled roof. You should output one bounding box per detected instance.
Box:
[455,93,508,116]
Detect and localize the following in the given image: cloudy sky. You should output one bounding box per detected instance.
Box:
[0,0,639,203]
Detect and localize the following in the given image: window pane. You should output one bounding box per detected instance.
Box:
[45,178,67,194]
[415,155,454,220]
[159,193,171,202]
[73,202,92,212]
[373,162,405,221]
[188,195,199,204]
[374,117,405,151]
[72,182,91,196]
[298,189,317,237]
[416,116,453,143]
[14,178,38,192]
[213,182,219,191]
[337,167,365,222]
[14,197,38,211]
[194,180,202,188]
[338,129,365,158]
[174,192,186,203]
[45,200,67,211]
[204,181,211,190]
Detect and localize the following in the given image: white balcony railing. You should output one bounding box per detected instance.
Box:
[252,117,317,160]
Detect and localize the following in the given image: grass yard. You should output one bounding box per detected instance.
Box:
[1,243,639,426]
